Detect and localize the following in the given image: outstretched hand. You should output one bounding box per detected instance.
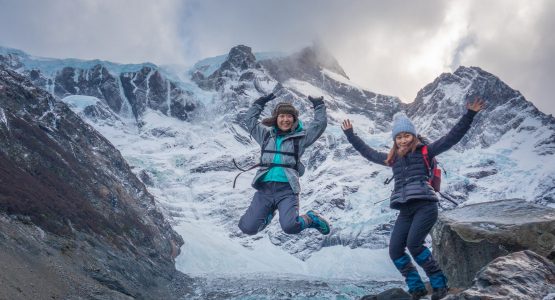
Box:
[308,95,323,102]
[467,96,486,112]
[308,95,325,108]
[341,119,353,131]
[254,93,276,106]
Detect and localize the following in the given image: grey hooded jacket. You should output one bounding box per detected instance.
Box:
[244,100,327,194]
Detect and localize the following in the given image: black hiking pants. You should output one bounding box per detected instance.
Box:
[389,200,442,277]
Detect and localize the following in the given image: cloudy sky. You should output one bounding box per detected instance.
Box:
[1,0,553,114]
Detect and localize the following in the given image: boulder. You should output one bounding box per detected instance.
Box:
[432,199,555,288]
[445,250,555,299]
[360,287,411,300]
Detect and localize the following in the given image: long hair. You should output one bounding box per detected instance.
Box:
[384,134,420,166]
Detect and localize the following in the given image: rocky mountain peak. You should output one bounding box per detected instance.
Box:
[407,65,555,155]
[257,43,349,87]
[222,45,258,71]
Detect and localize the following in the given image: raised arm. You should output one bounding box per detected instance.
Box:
[427,97,485,157]
[301,96,328,147]
[244,93,275,145]
[342,119,388,166]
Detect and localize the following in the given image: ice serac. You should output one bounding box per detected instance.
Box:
[0,66,185,298]
[445,250,555,300]
[431,199,555,288]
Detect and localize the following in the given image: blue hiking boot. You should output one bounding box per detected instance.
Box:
[393,254,427,298]
[431,287,448,300]
[429,271,449,300]
[304,210,331,235]
[410,288,428,300]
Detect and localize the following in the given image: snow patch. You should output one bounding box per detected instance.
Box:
[61,95,101,112]
[0,108,8,130]
[175,221,401,281]
[283,79,331,99]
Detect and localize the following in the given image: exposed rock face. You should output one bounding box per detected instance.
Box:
[445,250,555,300]
[0,50,200,123]
[431,199,555,288]
[192,45,263,92]
[0,66,185,298]
[408,66,555,155]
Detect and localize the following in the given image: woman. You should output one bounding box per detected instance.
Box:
[342,98,485,300]
[238,93,331,236]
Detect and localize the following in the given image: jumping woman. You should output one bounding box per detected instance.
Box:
[238,93,331,236]
[341,98,485,299]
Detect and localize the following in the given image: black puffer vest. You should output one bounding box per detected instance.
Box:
[389,144,438,209]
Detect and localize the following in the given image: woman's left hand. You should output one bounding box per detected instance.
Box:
[467,97,486,112]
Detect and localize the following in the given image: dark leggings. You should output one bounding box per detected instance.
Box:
[389,200,442,276]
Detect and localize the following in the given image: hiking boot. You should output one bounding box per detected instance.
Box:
[431,287,448,300]
[305,210,331,235]
[410,288,428,300]
[429,271,448,299]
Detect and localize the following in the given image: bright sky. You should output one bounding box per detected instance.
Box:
[1,0,553,114]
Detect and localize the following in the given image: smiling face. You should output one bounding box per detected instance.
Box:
[277,113,294,131]
[395,132,415,151]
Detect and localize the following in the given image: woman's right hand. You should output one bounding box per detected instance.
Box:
[342,119,353,133]
[254,93,276,107]
[467,96,486,112]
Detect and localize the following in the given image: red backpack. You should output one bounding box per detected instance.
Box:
[421,145,441,192]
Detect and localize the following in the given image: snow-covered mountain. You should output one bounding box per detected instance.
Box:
[408,67,555,205]
[0,46,200,123]
[2,44,554,284]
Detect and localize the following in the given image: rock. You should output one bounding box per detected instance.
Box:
[0,66,186,298]
[464,169,498,179]
[360,287,411,300]
[445,250,555,300]
[432,199,555,288]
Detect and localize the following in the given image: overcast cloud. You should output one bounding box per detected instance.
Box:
[0,0,553,114]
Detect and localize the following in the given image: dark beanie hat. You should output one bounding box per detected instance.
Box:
[261,102,299,128]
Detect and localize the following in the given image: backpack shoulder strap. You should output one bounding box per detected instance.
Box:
[421,145,432,175]
[259,130,272,163]
[293,136,300,170]
[258,133,302,171]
